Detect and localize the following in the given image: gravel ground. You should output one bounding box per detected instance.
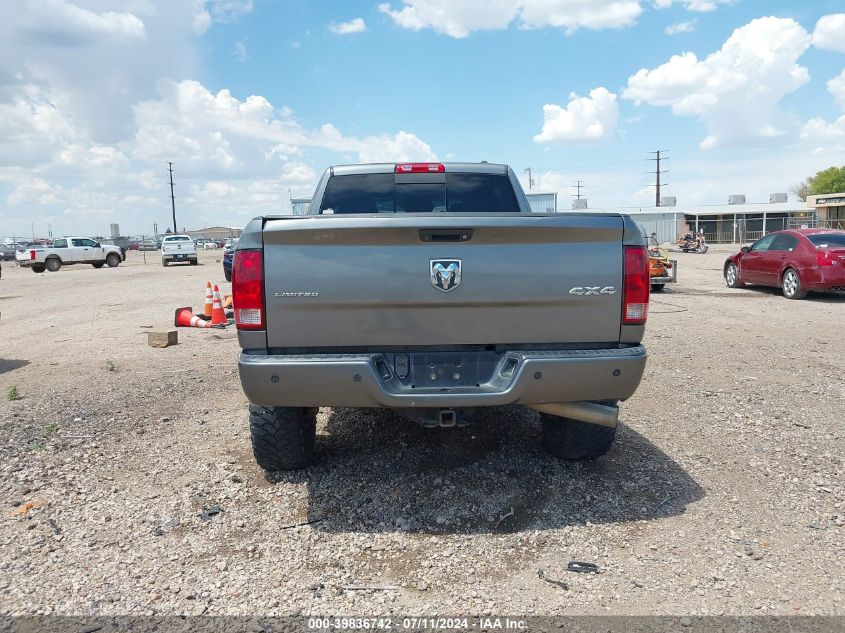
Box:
[0,247,842,617]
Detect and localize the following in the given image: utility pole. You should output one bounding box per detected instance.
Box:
[572,180,585,200]
[649,150,669,207]
[168,162,177,233]
[523,167,536,190]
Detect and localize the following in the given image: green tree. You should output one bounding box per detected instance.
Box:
[810,165,845,195]
[793,165,845,200]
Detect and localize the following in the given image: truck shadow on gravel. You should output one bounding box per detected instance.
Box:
[0,358,29,375]
[267,406,704,534]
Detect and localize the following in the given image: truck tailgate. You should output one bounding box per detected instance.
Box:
[262,214,624,348]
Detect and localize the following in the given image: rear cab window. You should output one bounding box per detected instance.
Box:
[164,236,192,242]
[319,173,521,214]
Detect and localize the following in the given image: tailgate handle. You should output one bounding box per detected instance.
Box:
[419,229,473,242]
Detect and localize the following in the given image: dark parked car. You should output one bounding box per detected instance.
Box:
[724,228,845,299]
[0,244,17,261]
[223,246,234,281]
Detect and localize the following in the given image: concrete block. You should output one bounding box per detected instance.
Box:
[147,330,178,348]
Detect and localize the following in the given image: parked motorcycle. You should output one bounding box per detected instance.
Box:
[676,232,709,253]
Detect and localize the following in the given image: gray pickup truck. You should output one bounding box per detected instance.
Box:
[234,162,649,470]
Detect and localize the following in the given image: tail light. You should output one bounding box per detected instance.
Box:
[395,163,445,173]
[623,245,649,325]
[816,251,839,266]
[30,250,36,260]
[232,249,264,330]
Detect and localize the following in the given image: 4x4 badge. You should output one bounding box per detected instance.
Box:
[569,286,616,296]
[431,259,462,292]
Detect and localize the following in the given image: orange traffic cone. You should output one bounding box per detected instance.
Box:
[175,307,211,328]
[203,282,213,318]
[211,285,227,325]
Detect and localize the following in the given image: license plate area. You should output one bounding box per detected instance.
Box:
[390,352,503,388]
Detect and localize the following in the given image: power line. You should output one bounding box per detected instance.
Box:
[648,150,669,207]
[523,167,536,190]
[168,162,177,233]
[571,180,585,200]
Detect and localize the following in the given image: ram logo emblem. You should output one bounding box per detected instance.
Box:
[430,259,462,292]
[569,286,616,296]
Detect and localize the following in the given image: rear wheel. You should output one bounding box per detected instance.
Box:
[650,283,665,292]
[224,270,232,282]
[782,268,807,300]
[725,262,740,288]
[162,259,168,267]
[249,405,317,471]
[540,406,617,460]
[32,264,46,273]
[190,258,198,266]
[45,258,61,272]
[106,253,120,268]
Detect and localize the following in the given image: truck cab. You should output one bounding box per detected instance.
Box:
[160,235,198,267]
[17,237,125,272]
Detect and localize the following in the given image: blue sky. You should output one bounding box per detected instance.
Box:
[1,0,844,237]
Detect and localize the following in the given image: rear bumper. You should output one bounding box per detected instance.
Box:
[238,346,647,408]
[162,253,197,261]
[808,266,845,291]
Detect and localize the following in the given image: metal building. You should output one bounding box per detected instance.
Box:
[525,192,557,213]
[582,196,812,244]
[291,197,312,215]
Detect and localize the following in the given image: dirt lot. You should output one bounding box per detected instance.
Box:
[0,247,842,617]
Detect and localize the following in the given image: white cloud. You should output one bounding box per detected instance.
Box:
[0,0,437,237]
[132,79,436,170]
[533,87,619,144]
[329,17,367,35]
[653,0,733,12]
[622,16,811,149]
[519,0,642,32]
[280,161,317,182]
[829,69,845,110]
[800,70,845,152]
[193,0,253,34]
[665,20,695,35]
[353,130,437,162]
[16,0,147,42]
[812,14,845,53]
[378,0,641,38]
[233,41,248,61]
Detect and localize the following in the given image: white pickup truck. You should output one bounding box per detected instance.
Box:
[160,235,198,266]
[16,237,125,273]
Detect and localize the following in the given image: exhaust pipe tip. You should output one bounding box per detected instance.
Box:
[528,401,619,428]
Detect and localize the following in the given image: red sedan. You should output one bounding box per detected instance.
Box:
[724,228,845,299]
